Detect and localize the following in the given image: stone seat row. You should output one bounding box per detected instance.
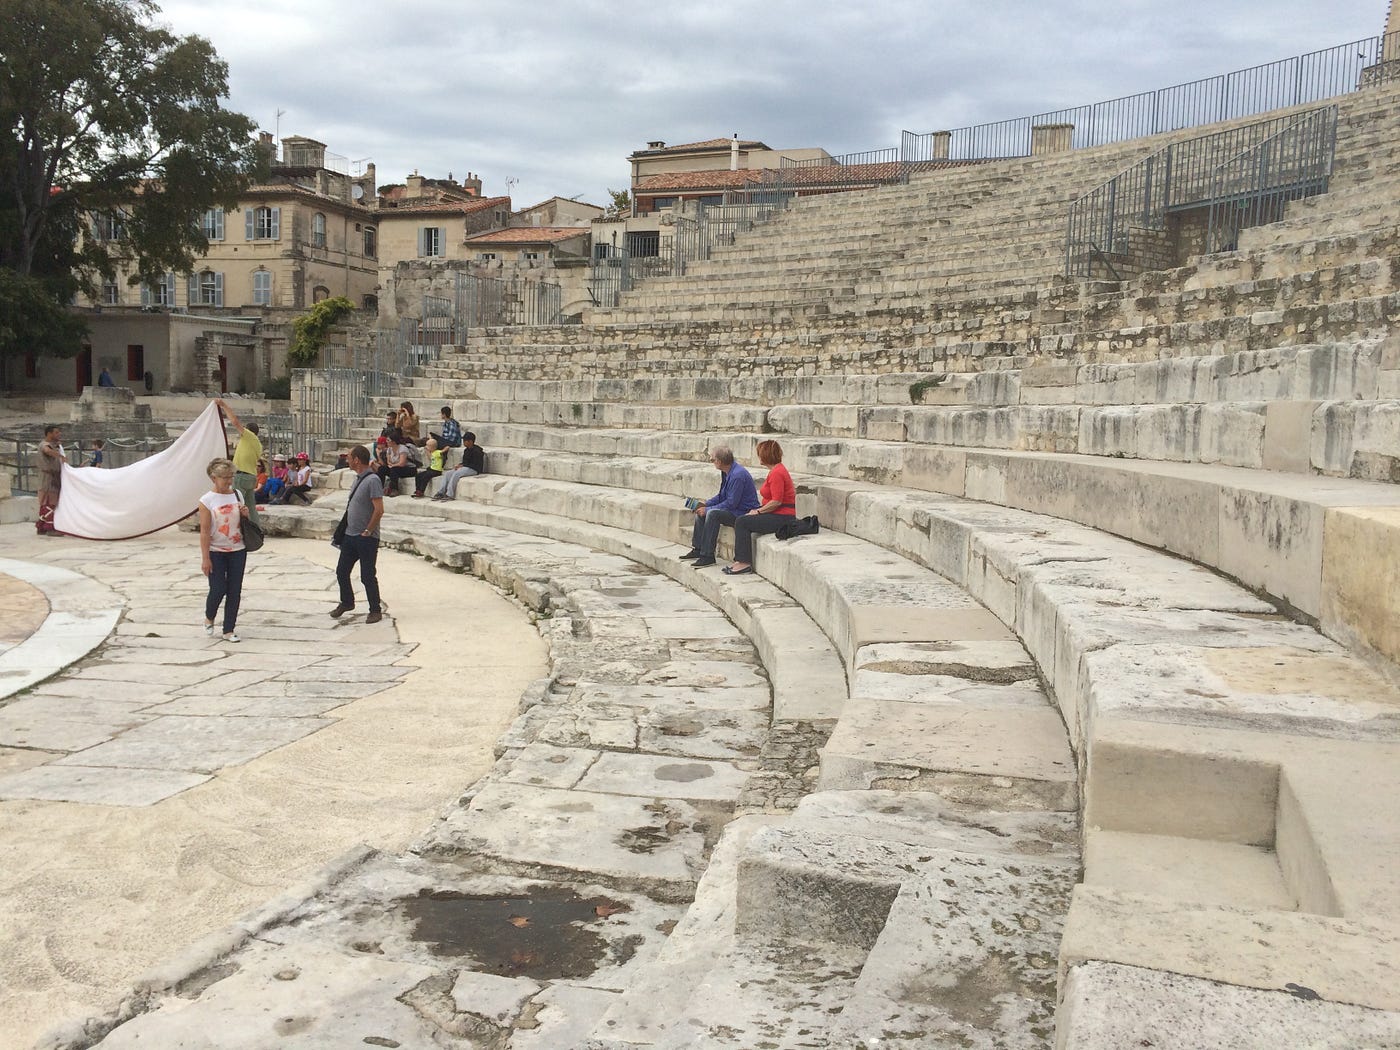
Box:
[301,471,1084,1045]
[323,428,1400,1044]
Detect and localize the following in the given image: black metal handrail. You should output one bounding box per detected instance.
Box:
[1064,105,1338,277]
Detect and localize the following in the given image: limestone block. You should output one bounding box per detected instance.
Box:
[1078,406,1137,458]
[1056,961,1400,1050]
[965,369,1022,406]
[1295,341,1381,400]
[1320,400,1400,480]
[856,407,906,441]
[845,440,908,486]
[1263,400,1320,473]
[747,605,847,722]
[1084,829,1293,911]
[1076,362,1136,406]
[1217,482,1324,618]
[900,444,967,496]
[1059,885,1400,1013]
[1199,402,1267,468]
[1320,506,1400,664]
[906,406,1019,449]
[1018,406,1081,452]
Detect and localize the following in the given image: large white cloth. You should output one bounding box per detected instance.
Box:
[54,402,231,540]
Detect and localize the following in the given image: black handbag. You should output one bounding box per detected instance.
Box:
[235,492,264,552]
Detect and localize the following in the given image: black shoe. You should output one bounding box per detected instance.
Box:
[365,610,383,624]
[329,603,353,619]
[678,549,701,560]
[691,557,717,568]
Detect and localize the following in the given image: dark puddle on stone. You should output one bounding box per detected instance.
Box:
[399,887,634,980]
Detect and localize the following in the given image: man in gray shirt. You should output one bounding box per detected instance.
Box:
[330,445,386,624]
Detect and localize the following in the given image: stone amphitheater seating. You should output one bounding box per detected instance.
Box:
[302,78,1400,1044]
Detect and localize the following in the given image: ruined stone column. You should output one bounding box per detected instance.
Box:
[931,131,951,160]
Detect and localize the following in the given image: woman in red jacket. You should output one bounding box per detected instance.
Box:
[723,439,796,576]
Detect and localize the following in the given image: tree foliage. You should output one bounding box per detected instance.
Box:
[0,0,257,358]
[605,187,631,218]
[287,296,356,366]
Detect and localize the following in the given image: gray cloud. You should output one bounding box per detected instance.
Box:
[159,0,1386,208]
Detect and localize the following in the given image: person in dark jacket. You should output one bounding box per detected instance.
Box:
[431,433,486,501]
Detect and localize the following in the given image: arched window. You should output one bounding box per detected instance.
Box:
[362,294,378,313]
[312,212,326,248]
[252,269,272,306]
[312,286,330,304]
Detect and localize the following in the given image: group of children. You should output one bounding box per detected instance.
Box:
[253,451,314,505]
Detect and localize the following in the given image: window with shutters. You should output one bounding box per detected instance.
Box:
[142,273,176,307]
[312,212,326,248]
[476,252,497,263]
[419,226,444,257]
[246,206,280,240]
[252,269,272,306]
[201,208,224,241]
[95,212,125,242]
[363,226,377,258]
[191,270,223,307]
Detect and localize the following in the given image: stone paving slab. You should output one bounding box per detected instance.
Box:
[0,764,211,807]
[421,782,709,902]
[51,714,334,779]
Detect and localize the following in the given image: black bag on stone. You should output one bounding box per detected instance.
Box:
[776,515,820,540]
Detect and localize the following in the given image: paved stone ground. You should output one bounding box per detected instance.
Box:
[32,510,825,1049]
[0,525,546,1048]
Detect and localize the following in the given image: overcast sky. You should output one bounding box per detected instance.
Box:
[158,0,1386,210]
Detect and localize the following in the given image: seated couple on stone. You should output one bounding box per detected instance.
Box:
[678,441,795,573]
[428,433,486,501]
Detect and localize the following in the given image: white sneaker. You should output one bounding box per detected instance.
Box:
[222,631,241,643]
[204,621,215,636]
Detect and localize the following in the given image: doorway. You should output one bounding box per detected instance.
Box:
[75,347,92,393]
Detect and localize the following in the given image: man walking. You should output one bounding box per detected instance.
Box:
[680,445,759,568]
[331,445,385,624]
[215,398,262,528]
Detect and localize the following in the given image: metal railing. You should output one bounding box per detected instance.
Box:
[903,29,1397,161]
[1205,106,1338,253]
[1065,105,1338,277]
[292,367,370,452]
[1,429,178,494]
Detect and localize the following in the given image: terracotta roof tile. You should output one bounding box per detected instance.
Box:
[465,226,589,245]
[375,195,510,218]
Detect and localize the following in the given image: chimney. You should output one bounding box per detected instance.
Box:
[461,171,482,197]
[647,140,666,150]
[730,133,740,171]
[406,172,425,199]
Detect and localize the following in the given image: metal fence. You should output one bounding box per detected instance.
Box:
[1065,105,1338,277]
[291,367,370,452]
[1,429,178,494]
[904,29,1397,162]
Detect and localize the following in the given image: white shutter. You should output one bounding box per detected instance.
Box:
[437,227,446,256]
[141,283,151,307]
[165,273,177,304]
[270,207,281,240]
[245,208,254,240]
[188,274,199,303]
[214,272,224,307]
[417,227,425,258]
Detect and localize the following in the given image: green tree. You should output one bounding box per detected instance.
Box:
[0,0,256,359]
[605,187,631,218]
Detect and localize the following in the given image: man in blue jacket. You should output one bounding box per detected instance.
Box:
[680,445,759,568]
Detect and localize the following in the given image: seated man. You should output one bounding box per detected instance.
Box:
[431,432,486,501]
[679,445,759,568]
[430,406,462,449]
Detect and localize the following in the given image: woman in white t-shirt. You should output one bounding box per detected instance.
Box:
[198,457,249,642]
